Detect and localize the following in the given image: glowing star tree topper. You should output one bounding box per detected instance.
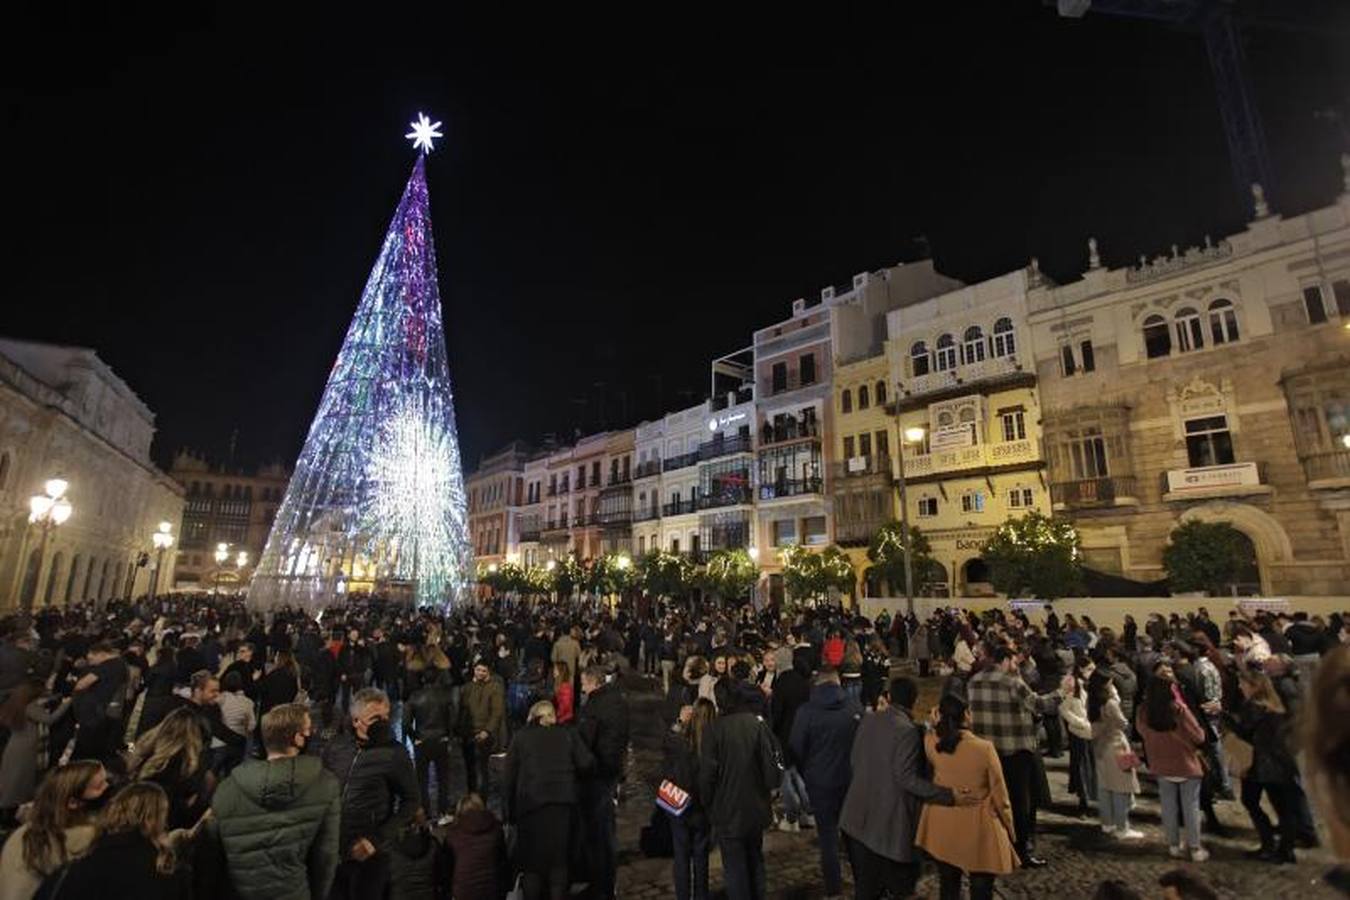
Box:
[406,112,443,154]
[248,117,473,612]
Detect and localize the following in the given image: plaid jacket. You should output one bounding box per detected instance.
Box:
[968,668,1059,755]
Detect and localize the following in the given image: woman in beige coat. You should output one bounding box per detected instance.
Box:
[915,693,1018,900]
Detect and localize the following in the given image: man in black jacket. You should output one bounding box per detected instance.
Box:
[768,648,813,830]
[403,669,456,820]
[701,677,783,900]
[576,665,630,900]
[321,687,422,900]
[789,669,861,899]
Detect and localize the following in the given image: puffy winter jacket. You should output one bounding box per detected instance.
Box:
[403,680,455,745]
[788,682,861,792]
[210,754,342,900]
[321,732,421,854]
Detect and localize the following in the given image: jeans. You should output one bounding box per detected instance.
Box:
[414,738,452,817]
[462,738,492,797]
[717,833,766,900]
[1242,779,1299,853]
[1096,786,1133,831]
[808,784,845,896]
[997,750,1038,859]
[846,835,918,900]
[670,815,710,900]
[661,659,676,695]
[935,860,994,900]
[1157,778,1203,850]
[781,766,811,823]
[583,779,618,900]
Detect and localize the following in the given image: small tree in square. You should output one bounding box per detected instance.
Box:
[1163,520,1250,595]
[981,511,1083,600]
[865,521,935,595]
[702,548,759,605]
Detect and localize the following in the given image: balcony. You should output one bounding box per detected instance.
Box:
[1303,449,1350,488]
[759,477,824,500]
[662,499,698,516]
[597,510,633,527]
[605,472,632,487]
[633,507,661,523]
[835,516,889,547]
[1050,475,1139,510]
[895,355,1029,407]
[546,486,558,497]
[699,434,753,461]
[901,438,1040,480]
[634,461,662,479]
[831,455,893,482]
[698,488,754,510]
[760,419,821,448]
[518,530,541,543]
[1162,461,1270,502]
[662,451,700,473]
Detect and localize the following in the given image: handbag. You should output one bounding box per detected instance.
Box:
[1223,731,1254,779]
[1115,750,1141,772]
[655,779,690,816]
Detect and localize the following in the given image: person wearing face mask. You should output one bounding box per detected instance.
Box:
[321,688,422,900]
[210,703,341,900]
[0,759,109,900]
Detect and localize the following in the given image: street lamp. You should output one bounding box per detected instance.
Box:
[23,479,73,611]
[891,402,928,615]
[149,521,174,602]
[213,542,230,597]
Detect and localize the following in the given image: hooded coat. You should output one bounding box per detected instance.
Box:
[788,682,861,793]
[210,754,342,900]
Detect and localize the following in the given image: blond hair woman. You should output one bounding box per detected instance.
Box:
[131,707,211,830]
[56,782,188,899]
[0,761,108,900]
[503,700,596,900]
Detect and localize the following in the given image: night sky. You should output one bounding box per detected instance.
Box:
[5,6,1348,472]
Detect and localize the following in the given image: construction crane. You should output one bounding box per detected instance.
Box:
[1052,0,1272,203]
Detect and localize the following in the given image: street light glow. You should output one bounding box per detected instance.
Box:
[29,494,54,521]
[158,521,172,533]
[904,426,927,444]
[237,551,249,567]
[49,499,72,525]
[44,478,68,500]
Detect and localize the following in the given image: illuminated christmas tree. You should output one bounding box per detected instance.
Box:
[249,115,473,612]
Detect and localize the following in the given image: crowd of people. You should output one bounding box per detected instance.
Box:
[0,590,1345,900]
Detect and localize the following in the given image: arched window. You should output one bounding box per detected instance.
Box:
[935,334,957,371]
[1208,298,1240,345]
[937,410,955,428]
[875,381,887,406]
[910,341,929,377]
[1142,314,1171,358]
[1175,307,1204,352]
[841,389,852,414]
[0,451,10,490]
[992,317,1016,357]
[44,552,64,606]
[65,555,81,605]
[858,385,870,410]
[962,326,986,364]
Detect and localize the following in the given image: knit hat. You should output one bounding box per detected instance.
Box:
[822,636,845,668]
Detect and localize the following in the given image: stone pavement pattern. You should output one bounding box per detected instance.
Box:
[611,674,1341,900]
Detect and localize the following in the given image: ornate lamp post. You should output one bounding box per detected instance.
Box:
[892,418,927,616]
[213,542,230,597]
[23,478,73,612]
[149,521,174,601]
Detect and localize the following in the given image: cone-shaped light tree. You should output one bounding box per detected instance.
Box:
[249,116,473,612]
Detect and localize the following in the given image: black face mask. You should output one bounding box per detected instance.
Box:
[365,718,392,744]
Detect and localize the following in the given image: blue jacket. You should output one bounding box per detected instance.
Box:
[788,682,862,792]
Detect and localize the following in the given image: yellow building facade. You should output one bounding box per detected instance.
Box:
[830,352,897,588]
[883,270,1051,596]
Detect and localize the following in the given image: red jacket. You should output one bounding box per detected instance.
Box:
[554,681,574,724]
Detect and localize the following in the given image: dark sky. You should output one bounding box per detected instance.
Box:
[5,5,1348,472]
